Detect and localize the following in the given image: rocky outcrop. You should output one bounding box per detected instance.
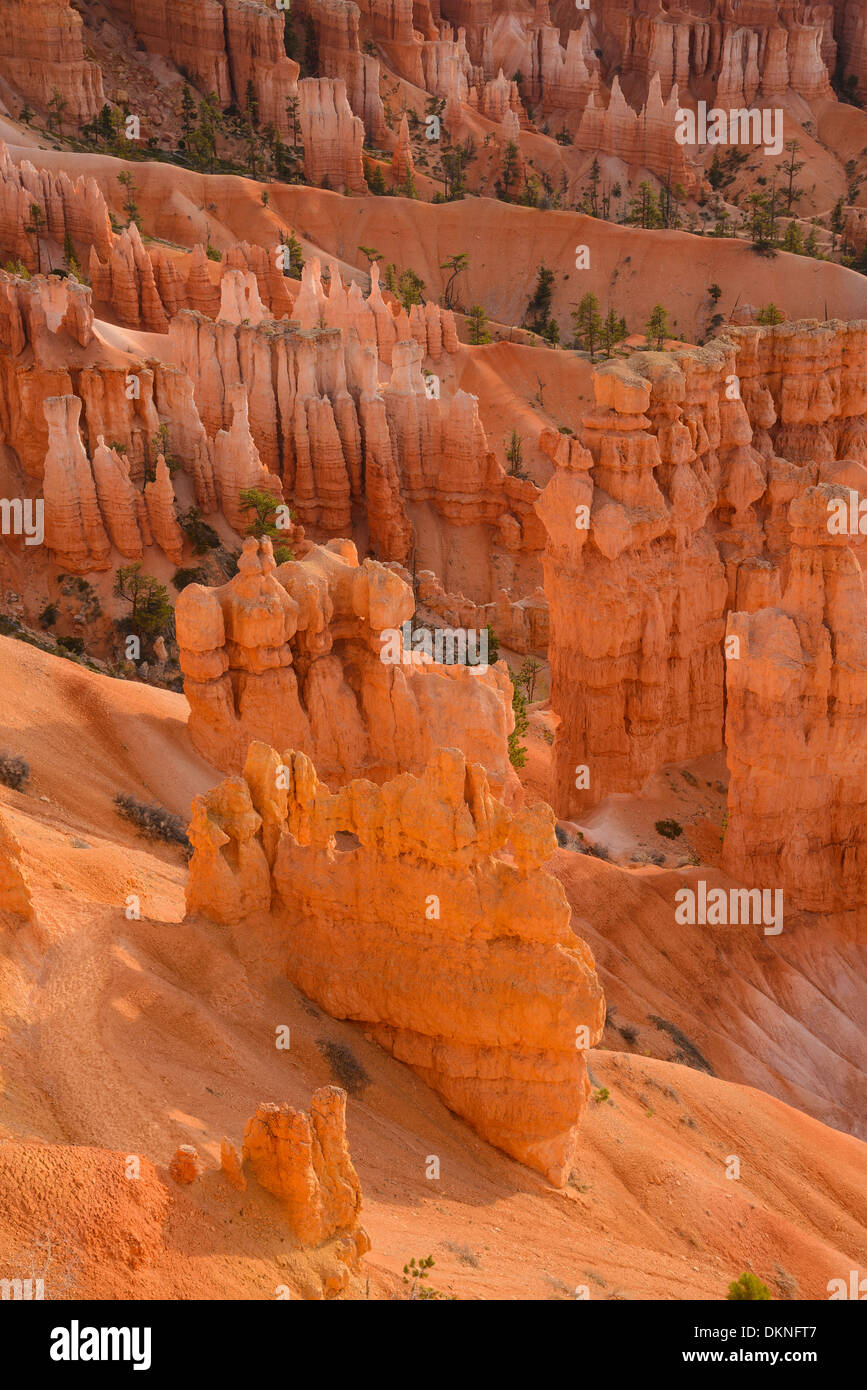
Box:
[169,1145,203,1185]
[88,224,169,334]
[390,114,415,185]
[0,270,93,357]
[242,1088,366,1249]
[222,0,300,135]
[128,0,299,135]
[574,76,698,195]
[0,141,113,276]
[89,236,297,334]
[168,293,526,588]
[40,392,188,572]
[42,395,112,573]
[0,809,33,920]
[0,1,104,124]
[297,0,390,145]
[175,536,519,796]
[299,78,366,194]
[724,484,867,912]
[186,739,605,1184]
[536,354,726,815]
[212,386,283,530]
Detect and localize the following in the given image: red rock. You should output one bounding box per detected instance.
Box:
[242,1088,365,1248]
[0,0,104,124]
[188,741,604,1184]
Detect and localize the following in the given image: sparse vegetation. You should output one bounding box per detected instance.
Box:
[0,751,30,791]
[727,1271,772,1301]
[316,1038,371,1096]
[402,1255,455,1300]
[648,1015,714,1076]
[655,819,683,839]
[114,793,191,854]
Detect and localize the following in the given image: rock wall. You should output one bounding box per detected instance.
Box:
[186,738,605,1183]
[175,536,519,798]
[538,318,867,912]
[595,0,833,106]
[0,1,104,123]
[127,0,299,135]
[299,77,367,194]
[168,287,530,588]
[724,484,867,913]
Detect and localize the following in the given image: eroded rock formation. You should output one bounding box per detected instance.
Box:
[242,1087,367,1250]
[724,484,867,912]
[175,536,519,797]
[186,739,605,1183]
[0,1,104,123]
[299,77,366,193]
[539,318,867,912]
[0,809,33,920]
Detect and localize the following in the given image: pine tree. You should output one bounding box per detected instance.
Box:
[601,305,626,357]
[756,302,784,326]
[180,85,197,137]
[467,304,491,345]
[645,302,671,348]
[782,220,804,254]
[571,292,603,358]
[526,264,555,335]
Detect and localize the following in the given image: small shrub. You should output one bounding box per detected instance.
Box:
[39,603,58,628]
[114,793,191,854]
[403,1255,455,1301]
[0,751,30,790]
[655,818,683,839]
[316,1038,370,1096]
[57,635,85,655]
[727,1272,772,1301]
[173,566,206,592]
[592,1087,610,1104]
[179,507,222,554]
[648,1015,714,1075]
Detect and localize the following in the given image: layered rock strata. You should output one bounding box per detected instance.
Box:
[186,739,605,1183]
[175,536,519,798]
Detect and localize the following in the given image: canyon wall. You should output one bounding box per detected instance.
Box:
[539,319,867,913]
[0,1,105,123]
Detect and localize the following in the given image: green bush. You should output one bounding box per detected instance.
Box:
[727,1272,772,1301]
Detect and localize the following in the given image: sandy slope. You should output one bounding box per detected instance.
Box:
[0,638,864,1299]
[8,143,866,340]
